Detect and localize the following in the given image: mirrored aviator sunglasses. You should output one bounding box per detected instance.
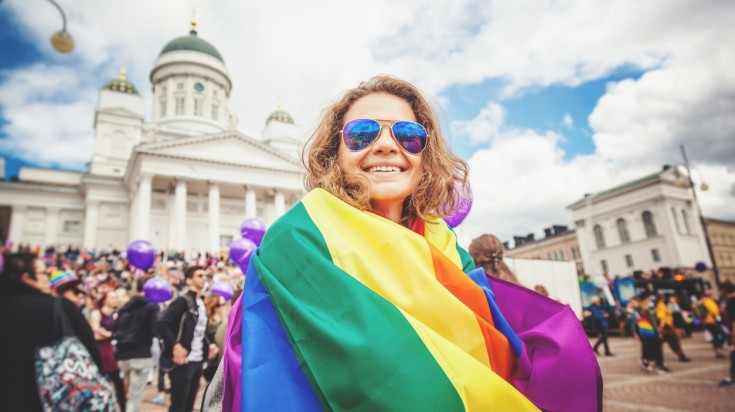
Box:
[341,118,428,155]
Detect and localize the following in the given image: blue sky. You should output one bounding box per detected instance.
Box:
[1,0,733,244]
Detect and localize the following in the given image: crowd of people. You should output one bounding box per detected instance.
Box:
[583,270,734,386]
[1,244,242,411]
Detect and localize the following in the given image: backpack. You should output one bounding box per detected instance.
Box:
[35,297,116,411]
[113,299,151,351]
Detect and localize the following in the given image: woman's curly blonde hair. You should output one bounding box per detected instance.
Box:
[302,75,469,227]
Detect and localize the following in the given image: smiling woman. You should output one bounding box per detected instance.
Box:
[215,75,603,412]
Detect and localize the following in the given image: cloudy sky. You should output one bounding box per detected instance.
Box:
[1,0,734,247]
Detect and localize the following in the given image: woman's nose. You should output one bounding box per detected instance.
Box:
[371,125,399,153]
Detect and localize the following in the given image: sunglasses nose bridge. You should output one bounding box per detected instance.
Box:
[371,122,400,152]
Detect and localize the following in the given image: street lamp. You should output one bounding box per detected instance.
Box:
[675,144,721,288]
[47,0,74,53]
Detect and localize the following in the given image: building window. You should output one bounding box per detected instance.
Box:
[547,252,553,260]
[625,254,634,268]
[651,248,661,262]
[212,103,219,121]
[593,225,606,249]
[642,211,657,237]
[601,259,609,274]
[161,85,167,95]
[671,207,681,233]
[220,235,233,248]
[617,218,630,244]
[681,209,691,234]
[175,98,185,115]
[560,250,566,260]
[62,220,81,234]
[176,82,184,90]
[160,100,166,117]
[194,98,203,116]
[213,90,218,99]
[572,246,579,260]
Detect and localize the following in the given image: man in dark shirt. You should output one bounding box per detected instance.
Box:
[114,276,160,411]
[0,252,103,411]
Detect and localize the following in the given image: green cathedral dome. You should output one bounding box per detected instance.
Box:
[266,108,295,125]
[102,65,139,95]
[159,29,224,63]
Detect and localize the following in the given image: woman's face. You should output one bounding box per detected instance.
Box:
[339,93,423,218]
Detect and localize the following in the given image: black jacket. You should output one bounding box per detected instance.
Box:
[114,295,159,360]
[155,291,207,359]
[0,276,103,412]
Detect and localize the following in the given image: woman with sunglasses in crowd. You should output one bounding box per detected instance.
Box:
[211,75,600,411]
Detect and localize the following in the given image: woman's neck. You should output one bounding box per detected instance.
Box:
[370,199,405,225]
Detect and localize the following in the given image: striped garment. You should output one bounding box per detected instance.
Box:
[637,318,658,338]
[222,188,602,411]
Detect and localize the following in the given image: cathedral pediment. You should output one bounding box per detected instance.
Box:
[135,132,301,171]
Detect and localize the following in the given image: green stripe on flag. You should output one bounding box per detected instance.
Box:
[255,203,465,411]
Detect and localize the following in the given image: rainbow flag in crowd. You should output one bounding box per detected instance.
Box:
[222,189,602,411]
[637,318,658,338]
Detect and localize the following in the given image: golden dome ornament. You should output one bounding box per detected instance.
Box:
[51,30,74,53]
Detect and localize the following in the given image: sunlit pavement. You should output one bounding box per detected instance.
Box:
[138,331,733,411]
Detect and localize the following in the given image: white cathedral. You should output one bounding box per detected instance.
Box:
[0,23,305,253]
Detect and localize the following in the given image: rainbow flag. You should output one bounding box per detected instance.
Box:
[222,189,602,411]
[637,318,658,338]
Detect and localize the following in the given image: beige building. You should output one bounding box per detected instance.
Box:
[705,218,735,285]
[505,225,584,274]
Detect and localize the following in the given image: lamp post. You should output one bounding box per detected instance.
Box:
[679,144,721,288]
[46,0,74,53]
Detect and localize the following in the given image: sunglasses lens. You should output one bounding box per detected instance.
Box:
[342,119,381,151]
[392,121,427,154]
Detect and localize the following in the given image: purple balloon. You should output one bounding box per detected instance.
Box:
[143,277,172,303]
[240,217,266,246]
[229,237,256,270]
[211,281,234,301]
[127,240,156,270]
[442,183,473,228]
[694,262,707,272]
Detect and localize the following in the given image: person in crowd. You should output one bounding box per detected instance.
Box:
[89,290,126,411]
[214,75,601,411]
[668,294,688,338]
[50,269,87,309]
[636,292,671,374]
[702,289,728,359]
[468,233,519,283]
[533,284,549,297]
[0,252,103,411]
[719,281,735,386]
[589,296,614,356]
[656,293,690,362]
[114,276,160,412]
[156,266,218,412]
[626,297,641,339]
[203,293,227,383]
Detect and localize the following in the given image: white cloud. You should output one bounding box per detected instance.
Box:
[562,114,573,128]
[450,101,505,144]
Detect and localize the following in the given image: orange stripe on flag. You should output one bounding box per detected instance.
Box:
[428,242,516,381]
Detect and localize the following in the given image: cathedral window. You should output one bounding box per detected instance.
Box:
[176,82,184,90]
[212,103,219,121]
[175,98,185,115]
[194,99,203,116]
[617,218,630,243]
[593,224,606,249]
[642,211,657,237]
[160,100,167,117]
[681,209,691,234]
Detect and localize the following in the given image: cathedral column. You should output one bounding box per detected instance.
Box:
[8,205,26,244]
[136,173,153,240]
[245,185,257,218]
[208,181,220,252]
[44,207,60,247]
[83,201,99,249]
[274,189,285,218]
[173,178,187,251]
